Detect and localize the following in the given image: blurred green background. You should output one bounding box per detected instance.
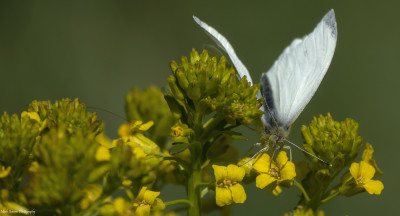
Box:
[0,1,398,215]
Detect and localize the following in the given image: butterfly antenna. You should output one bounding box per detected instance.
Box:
[87,106,127,122]
[283,139,332,166]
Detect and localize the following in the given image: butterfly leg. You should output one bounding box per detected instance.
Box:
[243,142,262,157]
[239,144,268,167]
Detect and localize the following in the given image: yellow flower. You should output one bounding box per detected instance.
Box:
[0,166,11,178]
[253,151,296,195]
[350,161,384,195]
[213,164,246,207]
[170,125,184,137]
[133,187,165,216]
[113,120,160,155]
[95,146,111,161]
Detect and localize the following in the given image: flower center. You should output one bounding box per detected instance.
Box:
[139,199,149,206]
[219,179,237,189]
[357,176,366,185]
[269,167,280,180]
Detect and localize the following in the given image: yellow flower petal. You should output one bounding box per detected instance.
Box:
[253,153,271,173]
[216,187,233,207]
[96,132,113,148]
[136,205,151,216]
[213,165,228,182]
[152,198,166,211]
[133,147,147,159]
[118,123,130,137]
[272,185,282,196]
[143,190,160,205]
[364,180,384,195]
[361,143,374,162]
[122,180,132,187]
[227,164,245,182]
[21,111,41,122]
[114,198,128,214]
[136,187,148,201]
[95,146,111,161]
[256,173,276,189]
[359,161,375,180]
[139,121,154,131]
[230,184,246,204]
[276,151,289,170]
[350,162,360,179]
[0,166,11,178]
[280,161,296,180]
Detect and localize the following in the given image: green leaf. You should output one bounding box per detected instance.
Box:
[169,142,189,155]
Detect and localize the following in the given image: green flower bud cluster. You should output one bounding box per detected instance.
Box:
[125,86,175,147]
[0,99,110,214]
[0,112,40,191]
[24,127,110,209]
[28,98,103,136]
[167,49,262,125]
[296,113,379,211]
[301,113,363,171]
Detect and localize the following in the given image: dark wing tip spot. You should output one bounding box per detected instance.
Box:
[323,9,337,38]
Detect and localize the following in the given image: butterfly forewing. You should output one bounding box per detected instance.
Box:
[263,10,337,128]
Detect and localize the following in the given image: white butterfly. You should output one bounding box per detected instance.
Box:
[194,10,337,164]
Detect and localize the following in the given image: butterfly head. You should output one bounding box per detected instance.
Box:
[261,125,290,150]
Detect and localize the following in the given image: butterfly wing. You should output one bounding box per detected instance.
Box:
[262,9,337,128]
[193,16,253,85]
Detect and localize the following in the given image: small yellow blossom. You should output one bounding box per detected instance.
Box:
[213,164,246,207]
[133,187,165,216]
[95,146,111,161]
[253,151,296,195]
[170,125,184,137]
[350,161,384,195]
[113,120,160,155]
[0,166,11,178]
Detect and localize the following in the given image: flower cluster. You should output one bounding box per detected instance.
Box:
[294,113,384,211]
[0,49,384,216]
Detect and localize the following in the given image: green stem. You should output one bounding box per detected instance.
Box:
[320,191,340,204]
[165,199,192,207]
[187,141,202,216]
[197,182,213,188]
[294,180,311,202]
[201,115,224,141]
